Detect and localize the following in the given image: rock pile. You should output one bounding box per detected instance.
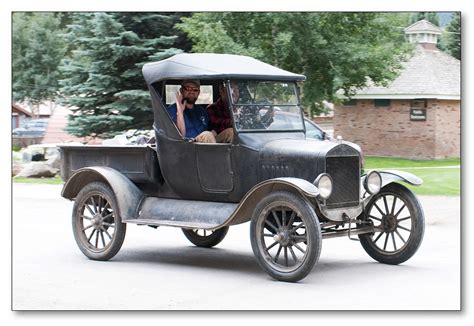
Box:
[13,145,61,178]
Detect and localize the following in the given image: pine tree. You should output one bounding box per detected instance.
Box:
[410,12,440,26]
[60,13,182,139]
[445,13,461,60]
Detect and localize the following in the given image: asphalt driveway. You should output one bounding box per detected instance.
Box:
[11,183,461,310]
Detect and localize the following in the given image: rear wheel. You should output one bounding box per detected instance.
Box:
[250,191,321,282]
[359,183,424,265]
[182,227,229,248]
[72,182,126,261]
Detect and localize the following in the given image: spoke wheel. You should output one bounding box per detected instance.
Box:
[182,226,229,248]
[359,183,424,265]
[72,182,126,261]
[250,191,321,282]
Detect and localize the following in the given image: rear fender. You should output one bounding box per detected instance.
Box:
[225,177,320,226]
[61,166,144,220]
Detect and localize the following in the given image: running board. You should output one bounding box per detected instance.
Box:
[123,197,239,230]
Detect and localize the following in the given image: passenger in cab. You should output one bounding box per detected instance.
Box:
[206,81,239,143]
[167,80,216,143]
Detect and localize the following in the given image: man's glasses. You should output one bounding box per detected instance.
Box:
[182,86,200,93]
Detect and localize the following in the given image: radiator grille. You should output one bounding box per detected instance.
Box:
[325,156,360,208]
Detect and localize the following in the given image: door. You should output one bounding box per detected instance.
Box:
[195,143,234,193]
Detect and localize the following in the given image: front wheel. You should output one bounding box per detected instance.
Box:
[182,227,229,248]
[250,191,322,282]
[72,182,126,261]
[359,183,424,265]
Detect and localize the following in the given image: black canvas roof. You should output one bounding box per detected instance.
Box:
[142,53,306,85]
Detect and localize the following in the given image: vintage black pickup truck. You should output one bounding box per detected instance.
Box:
[60,53,424,282]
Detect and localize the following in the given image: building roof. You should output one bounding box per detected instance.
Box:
[142,53,306,85]
[403,19,442,35]
[12,103,33,117]
[351,44,460,100]
[15,101,53,117]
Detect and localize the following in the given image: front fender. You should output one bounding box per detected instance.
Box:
[378,169,423,188]
[360,169,422,206]
[61,166,144,220]
[225,177,320,226]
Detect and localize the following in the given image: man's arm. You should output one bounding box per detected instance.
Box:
[175,91,186,137]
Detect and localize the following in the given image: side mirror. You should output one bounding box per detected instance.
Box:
[321,131,327,140]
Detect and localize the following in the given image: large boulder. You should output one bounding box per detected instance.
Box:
[16,161,59,178]
[12,160,23,177]
[12,151,23,176]
[47,154,62,170]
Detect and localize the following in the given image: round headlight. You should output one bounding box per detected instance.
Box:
[314,173,333,199]
[364,171,382,195]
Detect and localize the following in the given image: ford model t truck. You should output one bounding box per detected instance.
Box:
[60,53,424,282]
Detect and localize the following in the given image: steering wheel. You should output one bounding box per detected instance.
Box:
[256,101,274,127]
[234,100,275,130]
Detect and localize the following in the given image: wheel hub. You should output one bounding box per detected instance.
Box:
[274,229,291,247]
[92,214,103,229]
[382,214,397,232]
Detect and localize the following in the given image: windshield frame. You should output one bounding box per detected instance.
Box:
[225,79,306,134]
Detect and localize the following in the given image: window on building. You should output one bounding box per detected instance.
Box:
[342,99,357,107]
[374,99,391,107]
[410,100,427,121]
[411,99,427,108]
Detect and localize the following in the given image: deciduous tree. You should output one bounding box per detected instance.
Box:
[12,13,67,115]
[178,13,412,115]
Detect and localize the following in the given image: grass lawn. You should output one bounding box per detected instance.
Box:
[12,157,461,196]
[364,156,460,169]
[365,156,460,196]
[13,175,64,185]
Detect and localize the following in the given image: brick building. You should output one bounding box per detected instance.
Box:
[333,20,460,159]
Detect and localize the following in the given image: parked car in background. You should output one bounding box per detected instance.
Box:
[12,119,49,137]
[269,111,364,167]
[267,111,329,140]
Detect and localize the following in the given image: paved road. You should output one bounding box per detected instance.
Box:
[12,183,460,310]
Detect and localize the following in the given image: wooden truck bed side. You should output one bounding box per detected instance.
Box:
[59,145,160,184]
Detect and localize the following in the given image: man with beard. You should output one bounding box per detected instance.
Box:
[167,80,216,143]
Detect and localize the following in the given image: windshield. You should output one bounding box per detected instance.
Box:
[229,80,304,132]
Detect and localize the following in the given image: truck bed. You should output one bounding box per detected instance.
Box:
[59,145,160,184]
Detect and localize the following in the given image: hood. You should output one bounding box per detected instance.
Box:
[258,138,359,182]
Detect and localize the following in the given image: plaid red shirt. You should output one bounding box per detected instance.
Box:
[206,98,233,134]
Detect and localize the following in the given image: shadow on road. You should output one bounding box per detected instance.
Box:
[102,244,426,282]
[111,245,263,275]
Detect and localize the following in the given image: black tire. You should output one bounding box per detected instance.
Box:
[72,182,126,261]
[359,183,424,265]
[182,227,229,248]
[250,191,322,282]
